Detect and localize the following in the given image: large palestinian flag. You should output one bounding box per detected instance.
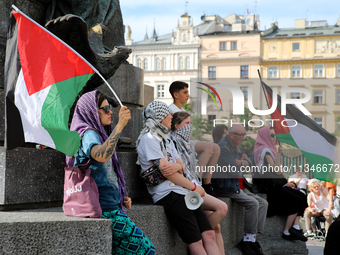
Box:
[5,9,95,156]
[261,81,340,184]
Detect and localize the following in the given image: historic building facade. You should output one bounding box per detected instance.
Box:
[261,18,340,133]
[126,13,217,105]
[198,13,262,125]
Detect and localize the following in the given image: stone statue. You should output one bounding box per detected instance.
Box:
[127,25,132,40]
[45,14,132,109]
[44,0,125,49]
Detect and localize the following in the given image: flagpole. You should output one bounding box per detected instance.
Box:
[11,5,123,107]
[257,69,270,108]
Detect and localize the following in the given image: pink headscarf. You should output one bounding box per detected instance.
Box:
[254,126,277,167]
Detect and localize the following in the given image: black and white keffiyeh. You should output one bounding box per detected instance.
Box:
[170,124,202,184]
[136,101,171,161]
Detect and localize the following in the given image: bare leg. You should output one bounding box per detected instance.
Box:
[201,230,220,255]
[202,195,227,254]
[213,224,225,255]
[201,194,228,228]
[187,239,208,255]
[293,216,300,226]
[195,141,220,184]
[285,213,298,231]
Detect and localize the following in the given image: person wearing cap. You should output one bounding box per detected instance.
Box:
[136,101,220,254]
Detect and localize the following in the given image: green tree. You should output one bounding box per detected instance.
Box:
[241,136,256,156]
[191,115,214,140]
[331,116,340,137]
[182,103,191,112]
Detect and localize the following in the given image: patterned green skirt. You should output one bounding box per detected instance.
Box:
[102,210,155,255]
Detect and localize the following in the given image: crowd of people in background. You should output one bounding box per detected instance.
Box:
[70,81,340,255]
[138,80,340,255]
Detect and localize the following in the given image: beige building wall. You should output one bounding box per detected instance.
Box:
[261,30,340,134]
[198,32,262,133]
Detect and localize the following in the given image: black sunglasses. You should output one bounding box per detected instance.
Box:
[270,134,276,138]
[99,104,112,114]
[233,132,246,137]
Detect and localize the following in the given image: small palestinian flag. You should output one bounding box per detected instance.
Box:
[5,8,95,156]
[261,81,340,184]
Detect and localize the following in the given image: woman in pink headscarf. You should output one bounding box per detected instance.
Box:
[253,126,307,242]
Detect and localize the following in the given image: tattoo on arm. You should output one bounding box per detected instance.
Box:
[92,127,121,160]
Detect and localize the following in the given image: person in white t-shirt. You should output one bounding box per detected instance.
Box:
[304,180,333,236]
[288,167,309,194]
[169,81,220,197]
[136,101,220,254]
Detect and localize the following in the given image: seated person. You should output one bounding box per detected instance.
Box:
[136,101,220,254]
[70,91,155,254]
[304,180,333,237]
[170,111,228,255]
[288,167,308,194]
[212,124,228,143]
[212,124,267,255]
[169,81,220,197]
[289,181,299,190]
[253,126,307,242]
[325,182,340,218]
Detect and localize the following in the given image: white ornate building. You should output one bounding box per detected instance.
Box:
[126,13,259,106]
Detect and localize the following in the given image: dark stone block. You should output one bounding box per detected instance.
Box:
[117,151,150,200]
[0,89,4,142]
[0,40,5,90]
[0,208,112,254]
[144,84,154,107]
[0,147,64,206]
[111,107,143,149]
[98,63,144,106]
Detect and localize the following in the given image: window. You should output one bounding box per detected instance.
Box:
[268,66,278,78]
[313,117,323,127]
[137,58,142,68]
[314,64,324,77]
[336,90,340,104]
[162,57,166,70]
[183,34,187,42]
[291,92,301,99]
[179,57,184,70]
[185,57,190,69]
[220,42,227,51]
[241,86,249,101]
[337,63,340,77]
[313,90,323,104]
[208,115,216,124]
[292,43,300,51]
[231,41,237,50]
[291,65,301,78]
[144,58,148,70]
[208,66,216,79]
[157,85,165,98]
[241,66,249,79]
[156,58,161,70]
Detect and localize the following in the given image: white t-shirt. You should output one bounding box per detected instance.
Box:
[137,132,189,203]
[169,103,185,114]
[288,174,308,190]
[311,191,329,212]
